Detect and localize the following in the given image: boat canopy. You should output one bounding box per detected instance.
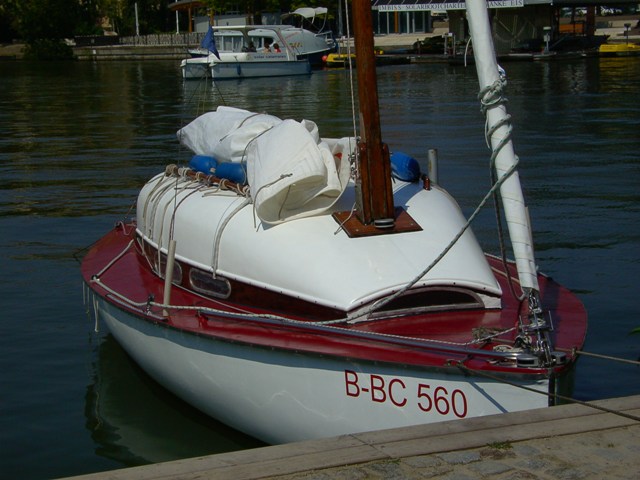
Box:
[282,7,329,20]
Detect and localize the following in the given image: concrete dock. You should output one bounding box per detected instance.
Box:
[62,395,640,480]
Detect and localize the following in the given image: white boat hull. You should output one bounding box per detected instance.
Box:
[181,54,312,80]
[211,59,311,79]
[181,23,322,81]
[182,58,210,79]
[96,296,550,444]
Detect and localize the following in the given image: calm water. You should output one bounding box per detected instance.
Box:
[1,57,639,479]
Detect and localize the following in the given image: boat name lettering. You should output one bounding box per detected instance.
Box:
[344,370,468,418]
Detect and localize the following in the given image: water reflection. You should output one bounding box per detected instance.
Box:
[85,335,264,466]
[1,62,182,218]
[180,70,358,138]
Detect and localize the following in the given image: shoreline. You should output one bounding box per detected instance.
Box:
[2,20,638,61]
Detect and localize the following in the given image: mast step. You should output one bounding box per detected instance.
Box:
[333,207,422,238]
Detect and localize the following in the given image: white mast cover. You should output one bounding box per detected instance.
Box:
[465,0,539,292]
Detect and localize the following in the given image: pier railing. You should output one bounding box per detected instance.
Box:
[119,33,205,47]
[75,33,205,48]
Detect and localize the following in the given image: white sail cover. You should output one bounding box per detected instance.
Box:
[177,106,352,224]
[178,106,282,163]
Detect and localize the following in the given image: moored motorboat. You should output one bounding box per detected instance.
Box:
[83,0,587,444]
[181,25,311,80]
[186,7,336,67]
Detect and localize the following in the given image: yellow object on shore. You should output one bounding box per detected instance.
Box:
[599,42,640,56]
[323,52,356,68]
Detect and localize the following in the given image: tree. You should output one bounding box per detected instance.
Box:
[0,0,344,46]
[11,0,96,41]
[0,0,19,42]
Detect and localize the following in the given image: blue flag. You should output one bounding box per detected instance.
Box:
[201,25,221,60]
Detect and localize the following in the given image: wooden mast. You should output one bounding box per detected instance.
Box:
[332,0,420,237]
[352,0,395,228]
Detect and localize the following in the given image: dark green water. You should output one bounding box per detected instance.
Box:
[1,57,638,479]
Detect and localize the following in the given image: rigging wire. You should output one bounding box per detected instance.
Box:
[455,361,640,423]
[347,148,521,323]
[342,0,359,172]
[560,348,640,366]
[344,73,527,322]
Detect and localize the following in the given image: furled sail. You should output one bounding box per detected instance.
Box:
[178,106,352,224]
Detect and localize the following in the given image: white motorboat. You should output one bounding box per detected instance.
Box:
[181,25,311,80]
[188,7,335,67]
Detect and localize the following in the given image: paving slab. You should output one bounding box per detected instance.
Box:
[59,395,640,480]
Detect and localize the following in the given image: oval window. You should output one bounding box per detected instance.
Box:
[157,254,183,285]
[189,269,231,299]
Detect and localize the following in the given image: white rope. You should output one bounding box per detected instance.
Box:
[90,273,508,349]
[92,292,100,333]
[464,37,472,67]
[91,276,280,320]
[136,233,157,274]
[166,182,208,242]
[456,361,640,423]
[93,239,134,279]
[155,179,205,272]
[146,176,182,241]
[211,197,251,274]
[250,173,293,228]
[88,228,516,350]
[333,202,357,235]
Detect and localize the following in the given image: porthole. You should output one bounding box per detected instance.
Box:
[189,269,231,299]
[157,253,183,285]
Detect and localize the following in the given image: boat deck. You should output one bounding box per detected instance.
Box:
[82,222,587,375]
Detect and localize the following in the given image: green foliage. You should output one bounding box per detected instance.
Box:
[487,441,513,450]
[0,0,343,44]
[0,1,18,42]
[2,0,101,41]
[16,0,80,40]
[23,38,75,60]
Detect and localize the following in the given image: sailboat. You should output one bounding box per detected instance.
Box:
[81,0,587,445]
